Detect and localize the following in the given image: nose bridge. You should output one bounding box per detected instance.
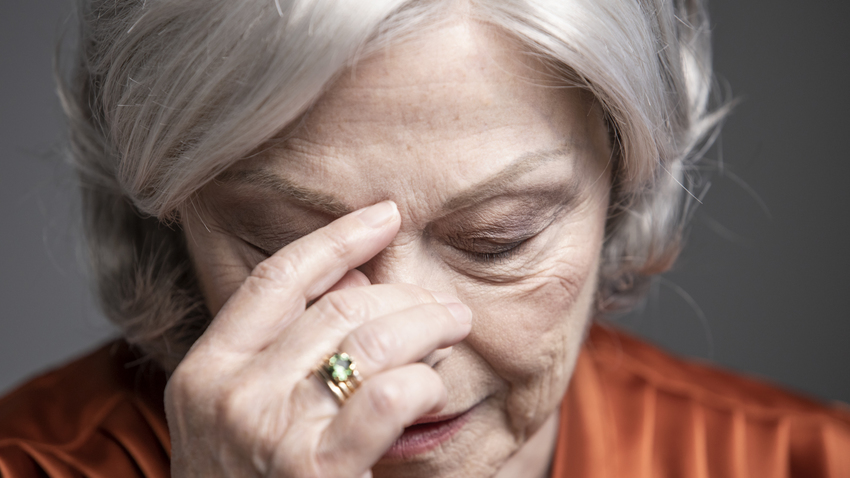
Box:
[359,240,446,291]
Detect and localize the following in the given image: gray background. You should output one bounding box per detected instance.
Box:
[2,1,848,403]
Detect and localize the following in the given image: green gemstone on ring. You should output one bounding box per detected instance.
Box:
[328,353,354,382]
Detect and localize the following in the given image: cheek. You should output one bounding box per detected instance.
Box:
[460,239,602,432]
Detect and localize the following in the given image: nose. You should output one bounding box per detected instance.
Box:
[358,240,447,291]
[357,240,461,369]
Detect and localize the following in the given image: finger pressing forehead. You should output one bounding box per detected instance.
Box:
[195,201,401,356]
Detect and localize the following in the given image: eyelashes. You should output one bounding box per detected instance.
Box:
[446,237,532,264]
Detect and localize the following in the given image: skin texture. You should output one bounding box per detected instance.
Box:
[170,18,612,478]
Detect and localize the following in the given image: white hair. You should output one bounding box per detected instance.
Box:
[60,0,728,369]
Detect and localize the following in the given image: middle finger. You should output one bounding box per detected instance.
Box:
[337,301,472,378]
[255,283,464,377]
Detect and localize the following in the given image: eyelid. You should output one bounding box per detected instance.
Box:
[444,212,557,249]
[461,233,536,243]
[455,237,530,264]
[438,211,563,266]
[238,230,305,257]
[444,233,532,261]
[454,236,529,252]
[242,239,274,257]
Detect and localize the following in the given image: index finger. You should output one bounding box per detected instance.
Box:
[198,200,400,354]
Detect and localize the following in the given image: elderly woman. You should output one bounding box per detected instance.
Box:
[1,0,848,476]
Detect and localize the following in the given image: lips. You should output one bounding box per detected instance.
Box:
[410,411,464,426]
[382,407,476,460]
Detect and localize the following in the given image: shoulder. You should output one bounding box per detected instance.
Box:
[552,323,850,478]
[584,324,850,419]
[0,341,171,477]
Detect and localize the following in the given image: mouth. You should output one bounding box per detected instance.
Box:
[382,405,477,460]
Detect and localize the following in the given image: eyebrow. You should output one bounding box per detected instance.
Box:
[217,146,576,217]
[216,169,353,216]
[441,147,575,212]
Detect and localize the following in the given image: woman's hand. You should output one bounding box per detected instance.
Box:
[165,201,472,477]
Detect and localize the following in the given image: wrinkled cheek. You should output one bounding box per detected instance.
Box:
[463,261,599,434]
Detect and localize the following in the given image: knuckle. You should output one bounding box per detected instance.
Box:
[166,363,191,393]
[284,447,311,474]
[165,360,205,405]
[365,380,404,416]
[320,228,353,263]
[307,429,356,478]
[248,256,298,292]
[348,324,396,366]
[163,378,185,410]
[309,445,339,478]
[314,290,368,327]
[215,381,252,428]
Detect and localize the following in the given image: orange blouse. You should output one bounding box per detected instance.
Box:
[1,325,848,477]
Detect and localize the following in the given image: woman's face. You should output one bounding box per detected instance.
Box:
[186,19,612,478]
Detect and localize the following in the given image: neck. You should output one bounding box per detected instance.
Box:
[494,410,560,478]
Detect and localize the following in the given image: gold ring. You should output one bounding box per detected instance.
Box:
[313,352,362,405]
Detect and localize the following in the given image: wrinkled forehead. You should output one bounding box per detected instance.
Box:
[227,19,610,215]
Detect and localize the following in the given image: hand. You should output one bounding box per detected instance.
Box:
[165,201,472,477]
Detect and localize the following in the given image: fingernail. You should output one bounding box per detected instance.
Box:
[432,291,460,304]
[356,201,397,228]
[446,302,472,324]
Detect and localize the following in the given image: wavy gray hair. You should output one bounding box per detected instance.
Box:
[59,0,727,371]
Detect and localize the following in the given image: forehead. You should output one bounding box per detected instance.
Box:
[232,19,608,212]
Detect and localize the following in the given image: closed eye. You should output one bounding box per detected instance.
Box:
[449,237,531,264]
